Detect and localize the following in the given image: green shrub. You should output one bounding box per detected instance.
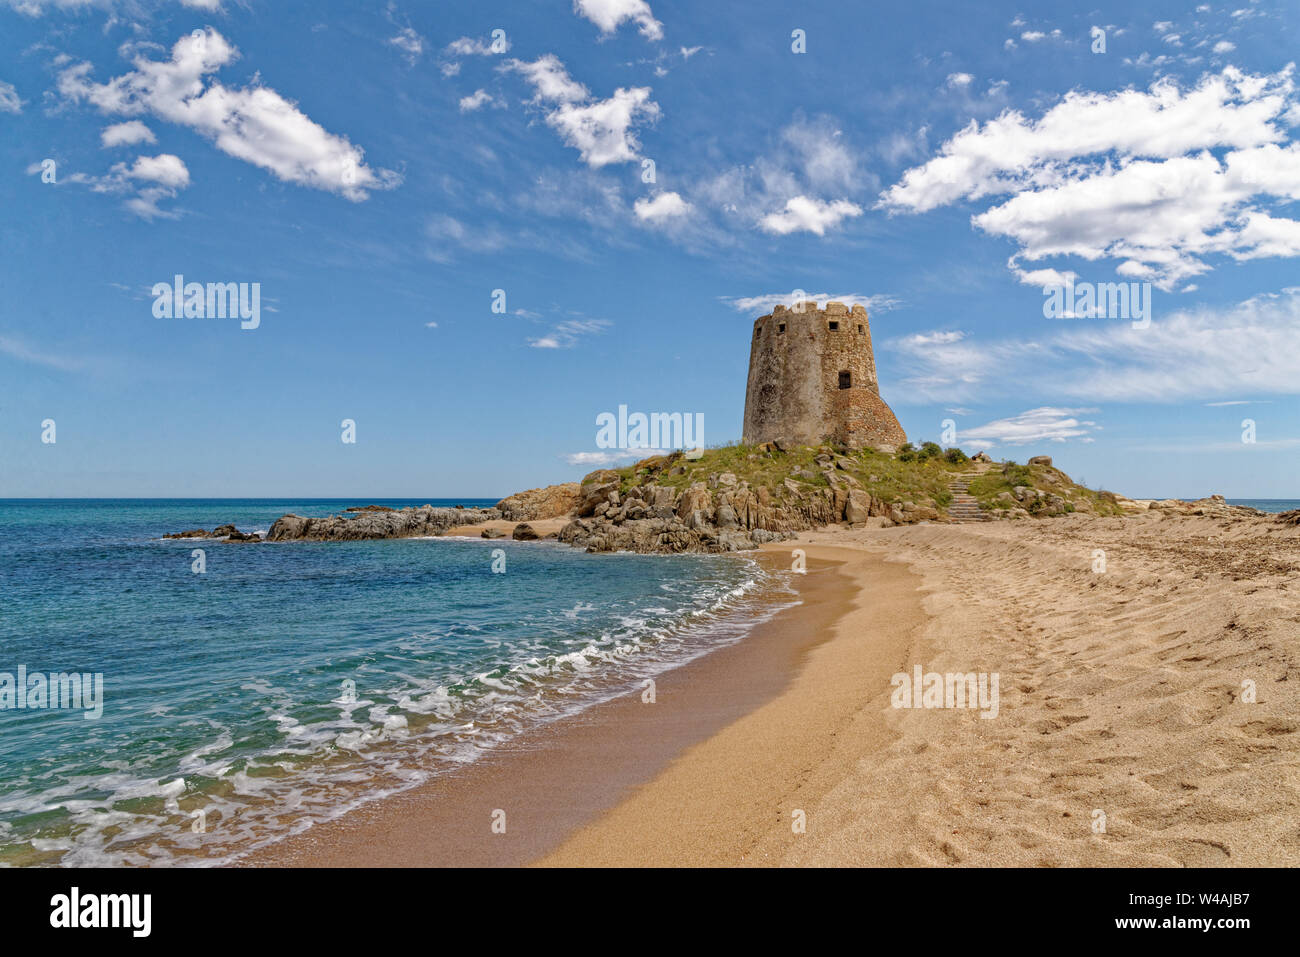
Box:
[944,447,969,465]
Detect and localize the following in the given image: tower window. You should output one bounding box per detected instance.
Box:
[857,324,865,335]
[778,322,786,333]
[838,371,852,390]
[755,325,762,337]
[828,321,839,331]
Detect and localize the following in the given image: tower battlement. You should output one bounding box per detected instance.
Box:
[742,300,907,450]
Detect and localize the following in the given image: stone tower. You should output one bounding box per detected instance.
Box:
[742,301,907,450]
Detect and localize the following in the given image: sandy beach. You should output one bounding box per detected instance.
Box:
[252,511,1300,868]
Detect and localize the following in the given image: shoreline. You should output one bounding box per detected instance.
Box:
[247,511,1300,867]
[244,546,887,866]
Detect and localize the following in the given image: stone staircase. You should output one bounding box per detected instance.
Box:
[946,477,989,523]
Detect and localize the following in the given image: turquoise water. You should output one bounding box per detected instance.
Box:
[0,500,791,866]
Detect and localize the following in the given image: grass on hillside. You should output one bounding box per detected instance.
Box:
[582,442,1125,519]
[967,462,1125,516]
[586,441,987,510]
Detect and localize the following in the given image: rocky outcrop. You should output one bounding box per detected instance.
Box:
[264,505,499,541]
[495,483,581,521]
[554,471,914,553]
[163,524,261,542]
[511,523,540,541]
[1112,494,1263,519]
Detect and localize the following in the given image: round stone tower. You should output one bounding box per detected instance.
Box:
[742,301,907,450]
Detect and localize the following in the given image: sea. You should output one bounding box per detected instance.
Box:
[0,499,796,866]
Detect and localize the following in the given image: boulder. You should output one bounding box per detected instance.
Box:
[511,523,540,541]
[578,482,620,517]
[496,483,581,521]
[1028,455,1053,467]
[481,527,505,539]
[844,489,872,523]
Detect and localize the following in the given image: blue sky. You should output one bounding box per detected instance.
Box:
[2,0,1298,498]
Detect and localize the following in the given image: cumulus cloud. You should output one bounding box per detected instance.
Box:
[573,0,663,41]
[68,152,191,219]
[389,27,424,64]
[882,67,1300,288]
[959,407,1100,447]
[100,119,155,147]
[760,196,863,235]
[504,54,659,167]
[58,28,399,201]
[633,190,691,222]
[696,116,870,237]
[458,89,496,112]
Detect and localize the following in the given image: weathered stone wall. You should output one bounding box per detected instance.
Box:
[742,301,907,449]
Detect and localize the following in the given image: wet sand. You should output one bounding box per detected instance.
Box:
[245,548,894,866]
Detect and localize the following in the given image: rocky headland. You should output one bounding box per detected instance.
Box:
[164,441,1270,553]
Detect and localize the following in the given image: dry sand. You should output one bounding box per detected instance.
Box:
[543,512,1300,866]
[252,511,1300,867]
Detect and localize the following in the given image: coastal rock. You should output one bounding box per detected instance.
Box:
[481,527,505,539]
[263,505,499,542]
[511,523,540,541]
[1028,455,1053,467]
[844,489,872,524]
[578,481,620,517]
[496,483,581,521]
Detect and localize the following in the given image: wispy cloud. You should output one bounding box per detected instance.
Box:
[959,407,1100,448]
[721,292,901,314]
[528,318,611,349]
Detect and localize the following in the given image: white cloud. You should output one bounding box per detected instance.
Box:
[100,119,155,147]
[882,67,1300,288]
[458,89,495,112]
[445,35,509,57]
[573,0,663,42]
[0,334,86,371]
[633,190,690,222]
[564,449,662,466]
[389,27,424,64]
[959,407,1100,448]
[902,330,966,346]
[887,287,1300,405]
[946,72,973,88]
[127,152,189,188]
[528,318,611,349]
[67,152,191,218]
[722,292,900,314]
[1021,30,1046,42]
[1213,40,1237,54]
[760,195,862,235]
[0,80,23,114]
[180,0,222,9]
[58,28,400,201]
[507,53,588,103]
[505,55,659,167]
